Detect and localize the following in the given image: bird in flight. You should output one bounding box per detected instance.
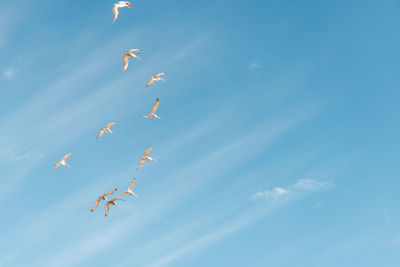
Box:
[142,98,160,119]
[90,188,118,212]
[54,152,72,169]
[146,72,166,87]
[97,122,116,139]
[105,198,121,217]
[113,1,132,23]
[122,49,141,72]
[120,178,138,197]
[137,146,155,171]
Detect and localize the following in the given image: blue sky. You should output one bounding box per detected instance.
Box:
[0,0,399,266]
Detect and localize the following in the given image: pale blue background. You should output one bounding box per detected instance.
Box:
[0,0,399,266]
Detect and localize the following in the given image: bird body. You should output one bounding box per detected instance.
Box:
[146,72,166,87]
[141,156,153,161]
[142,98,160,118]
[113,1,132,23]
[97,122,116,139]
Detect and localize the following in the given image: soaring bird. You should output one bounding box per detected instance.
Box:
[120,178,138,197]
[136,146,155,171]
[146,72,166,87]
[113,1,132,23]
[54,152,72,169]
[105,198,121,217]
[142,98,160,119]
[97,122,116,139]
[122,49,141,72]
[90,188,118,212]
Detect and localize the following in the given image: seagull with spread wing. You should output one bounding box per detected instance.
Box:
[146,72,166,87]
[90,188,118,212]
[113,1,132,23]
[105,198,121,217]
[120,178,138,197]
[137,146,155,171]
[54,152,72,169]
[97,122,116,139]
[122,49,141,72]
[142,98,160,119]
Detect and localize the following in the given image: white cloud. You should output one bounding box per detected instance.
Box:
[293,178,333,192]
[3,67,15,80]
[253,186,289,201]
[253,178,333,201]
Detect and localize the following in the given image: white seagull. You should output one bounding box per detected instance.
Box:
[113,1,132,23]
[54,152,72,170]
[136,146,155,171]
[120,178,138,197]
[146,72,166,87]
[123,49,141,72]
[105,198,121,217]
[142,98,160,119]
[90,188,118,212]
[97,122,116,139]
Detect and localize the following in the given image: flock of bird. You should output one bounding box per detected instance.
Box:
[54,1,163,217]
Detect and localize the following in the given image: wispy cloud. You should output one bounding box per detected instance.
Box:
[293,178,333,192]
[253,178,333,201]
[248,59,262,71]
[253,186,289,201]
[3,67,15,80]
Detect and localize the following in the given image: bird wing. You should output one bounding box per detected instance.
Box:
[150,98,159,115]
[154,72,166,78]
[144,146,152,157]
[62,153,72,161]
[136,158,145,170]
[123,54,129,72]
[54,161,61,170]
[128,178,136,191]
[90,198,101,212]
[111,198,121,202]
[146,77,154,87]
[113,5,119,23]
[105,202,110,217]
[103,188,118,197]
[105,122,116,129]
[127,49,140,54]
[120,191,128,197]
[97,129,104,139]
